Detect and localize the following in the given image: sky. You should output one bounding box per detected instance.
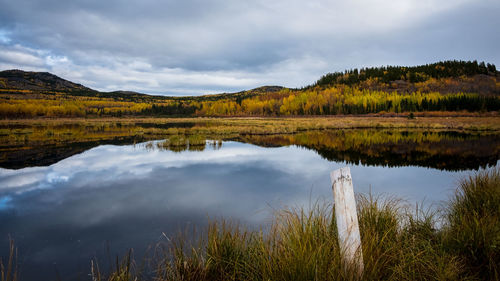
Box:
[0,0,499,96]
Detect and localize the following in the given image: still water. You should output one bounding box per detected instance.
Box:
[0,135,497,280]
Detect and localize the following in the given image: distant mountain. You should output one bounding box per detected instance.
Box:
[109,90,145,95]
[190,86,286,101]
[1,60,499,118]
[1,60,498,100]
[0,69,285,101]
[0,69,96,92]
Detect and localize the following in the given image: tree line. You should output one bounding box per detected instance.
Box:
[314,60,497,87]
[0,60,498,118]
[1,87,499,118]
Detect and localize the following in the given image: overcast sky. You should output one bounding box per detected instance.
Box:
[0,0,499,96]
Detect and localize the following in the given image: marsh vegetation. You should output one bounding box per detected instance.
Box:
[1,117,500,170]
[4,169,494,281]
[0,117,499,280]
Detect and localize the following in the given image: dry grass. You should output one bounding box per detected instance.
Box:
[1,116,500,133]
[0,239,17,281]
[88,169,500,281]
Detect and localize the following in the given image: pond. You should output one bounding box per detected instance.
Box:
[0,128,499,280]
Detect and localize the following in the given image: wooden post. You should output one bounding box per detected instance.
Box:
[331,167,364,276]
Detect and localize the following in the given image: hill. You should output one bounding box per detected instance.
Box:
[0,70,285,101]
[0,69,96,93]
[311,60,499,96]
[1,60,498,99]
[0,60,499,118]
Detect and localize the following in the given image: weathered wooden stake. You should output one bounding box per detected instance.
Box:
[331,167,364,277]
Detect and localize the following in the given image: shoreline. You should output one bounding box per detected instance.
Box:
[1,115,499,132]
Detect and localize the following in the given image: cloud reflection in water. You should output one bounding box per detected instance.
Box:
[0,141,473,281]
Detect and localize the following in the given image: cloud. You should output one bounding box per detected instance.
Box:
[0,0,498,95]
[0,44,47,67]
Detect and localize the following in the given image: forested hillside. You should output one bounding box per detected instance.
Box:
[314,60,497,87]
[1,60,499,118]
[0,70,95,92]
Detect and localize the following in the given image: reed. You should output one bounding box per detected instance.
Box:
[5,169,499,280]
[0,239,17,281]
[443,169,500,280]
[146,168,497,280]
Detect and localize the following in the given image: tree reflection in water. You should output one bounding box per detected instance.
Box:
[0,123,498,171]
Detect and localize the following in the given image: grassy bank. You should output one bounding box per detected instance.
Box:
[88,168,498,281]
[2,116,500,134]
[2,117,499,170]
[2,170,499,281]
[3,116,499,153]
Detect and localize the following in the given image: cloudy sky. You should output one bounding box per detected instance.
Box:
[0,0,499,96]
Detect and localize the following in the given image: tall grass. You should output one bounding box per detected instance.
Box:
[90,250,136,281]
[146,168,497,281]
[0,239,17,281]
[89,169,500,280]
[444,169,500,280]
[4,169,498,280]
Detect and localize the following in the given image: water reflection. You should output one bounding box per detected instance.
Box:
[242,130,500,171]
[0,140,489,280]
[1,126,499,171]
